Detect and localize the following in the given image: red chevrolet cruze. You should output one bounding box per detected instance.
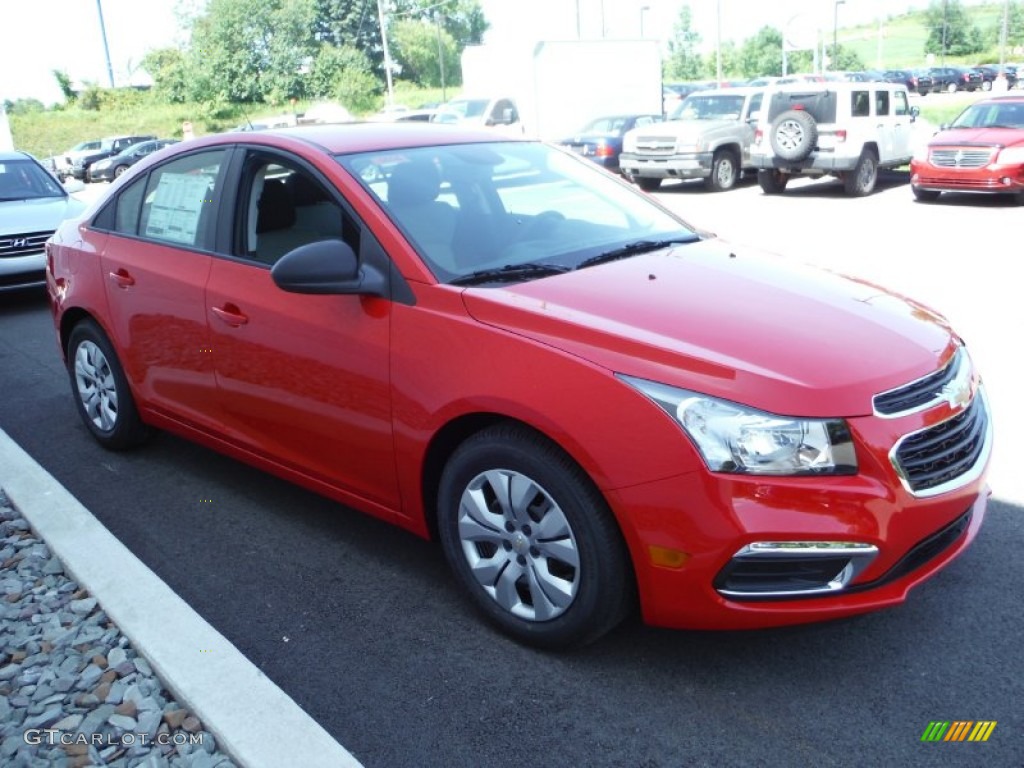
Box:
[47,124,992,647]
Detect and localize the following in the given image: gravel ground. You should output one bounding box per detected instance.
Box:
[0,490,237,768]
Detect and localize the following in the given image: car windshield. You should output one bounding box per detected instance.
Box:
[671,94,745,121]
[950,101,1024,129]
[440,99,489,119]
[580,116,630,134]
[0,159,65,201]
[338,141,696,284]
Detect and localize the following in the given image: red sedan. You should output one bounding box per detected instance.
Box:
[911,94,1024,202]
[47,124,992,647]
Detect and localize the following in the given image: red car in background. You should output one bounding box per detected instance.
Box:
[46,124,992,647]
[911,93,1024,202]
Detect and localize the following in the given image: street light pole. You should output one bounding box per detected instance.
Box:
[639,5,650,37]
[832,0,846,71]
[95,0,115,88]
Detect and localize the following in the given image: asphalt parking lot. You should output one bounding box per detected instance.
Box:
[11,162,1017,767]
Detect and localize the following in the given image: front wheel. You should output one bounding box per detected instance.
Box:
[113,165,129,178]
[704,150,739,192]
[437,424,633,648]
[844,149,878,196]
[946,82,958,94]
[635,176,662,192]
[67,320,151,450]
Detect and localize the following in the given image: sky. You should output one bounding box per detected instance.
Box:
[0,0,991,104]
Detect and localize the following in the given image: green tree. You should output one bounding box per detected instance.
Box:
[665,5,703,81]
[987,1,1024,48]
[923,0,985,58]
[52,70,76,103]
[307,45,380,112]
[390,19,460,87]
[825,45,866,71]
[739,26,785,78]
[141,48,191,103]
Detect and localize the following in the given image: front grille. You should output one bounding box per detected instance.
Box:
[716,557,851,595]
[0,231,53,258]
[874,348,964,416]
[892,395,989,495]
[930,148,995,168]
[634,137,677,155]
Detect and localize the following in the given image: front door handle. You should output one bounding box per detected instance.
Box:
[211,304,249,327]
[108,269,135,288]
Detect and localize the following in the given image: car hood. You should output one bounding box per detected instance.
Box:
[460,241,956,418]
[646,119,738,140]
[0,196,88,235]
[930,126,1024,147]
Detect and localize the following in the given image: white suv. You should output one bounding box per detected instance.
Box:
[750,81,920,196]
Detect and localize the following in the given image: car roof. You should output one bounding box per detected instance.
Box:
[192,122,515,155]
[767,80,907,93]
[0,150,36,163]
[685,86,763,97]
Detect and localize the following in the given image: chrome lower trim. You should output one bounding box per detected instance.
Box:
[716,541,879,599]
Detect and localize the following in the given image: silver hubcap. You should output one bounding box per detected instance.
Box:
[716,158,735,186]
[776,121,804,151]
[456,469,580,622]
[74,341,119,432]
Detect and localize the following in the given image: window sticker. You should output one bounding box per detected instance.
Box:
[145,173,213,245]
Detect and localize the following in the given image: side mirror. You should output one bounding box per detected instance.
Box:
[502,108,516,124]
[271,239,387,297]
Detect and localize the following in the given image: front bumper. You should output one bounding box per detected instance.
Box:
[0,251,46,292]
[619,151,713,180]
[604,385,992,631]
[911,162,1024,194]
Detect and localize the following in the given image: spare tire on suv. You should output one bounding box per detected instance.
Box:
[769,110,818,162]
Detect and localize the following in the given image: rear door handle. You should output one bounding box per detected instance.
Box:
[108,269,135,288]
[211,304,249,327]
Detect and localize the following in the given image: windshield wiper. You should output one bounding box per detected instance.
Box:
[576,237,700,270]
[449,262,571,287]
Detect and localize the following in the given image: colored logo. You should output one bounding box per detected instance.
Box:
[921,721,997,742]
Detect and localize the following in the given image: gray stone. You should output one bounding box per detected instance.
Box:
[0,664,19,681]
[69,597,98,615]
[52,675,75,692]
[23,704,64,729]
[105,680,126,704]
[41,557,63,575]
[78,663,103,688]
[79,703,115,735]
[108,713,137,730]
[137,709,162,739]
[52,713,83,730]
[134,656,153,676]
[107,646,128,667]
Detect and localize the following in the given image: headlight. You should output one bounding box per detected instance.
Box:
[620,376,858,475]
[912,145,930,163]
[996,146,1024,165]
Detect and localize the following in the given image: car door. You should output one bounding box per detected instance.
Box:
[204,148,400,514]
[872,88,896,162]
[889,89,913,162]
[94,147,228,428]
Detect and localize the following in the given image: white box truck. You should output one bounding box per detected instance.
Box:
[454,40,663,140]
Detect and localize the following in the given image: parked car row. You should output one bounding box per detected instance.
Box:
[562,83,1024,206]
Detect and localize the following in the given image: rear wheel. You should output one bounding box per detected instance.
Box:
[757,169,789,195]
[912,186,941,202]
[67,320,151,450]
[437,423,633,649]
[844,149,878,197]
[113,165,129,178]
[704,149,739,192]
[946,82,958,93]
[635,176,662,192]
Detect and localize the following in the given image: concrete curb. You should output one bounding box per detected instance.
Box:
[0,427,363,768]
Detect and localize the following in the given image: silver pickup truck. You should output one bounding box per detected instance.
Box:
[619,87,765,192]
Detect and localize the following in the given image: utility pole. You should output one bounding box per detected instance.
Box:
[435,12,447,102]
[96,0,115,88]
[376,0,395,107]
[716,0,723,85]
[941,0,948,67]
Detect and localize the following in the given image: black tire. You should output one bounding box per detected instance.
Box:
[437,423,634,649]
[843,149,878,196]
[757,169,789,194]
[113,165,129,178]
[704,149,739,192]
[770,109,818,162]
[67,320,151,450]
[636,176,662,192]
[912,186,941,202]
